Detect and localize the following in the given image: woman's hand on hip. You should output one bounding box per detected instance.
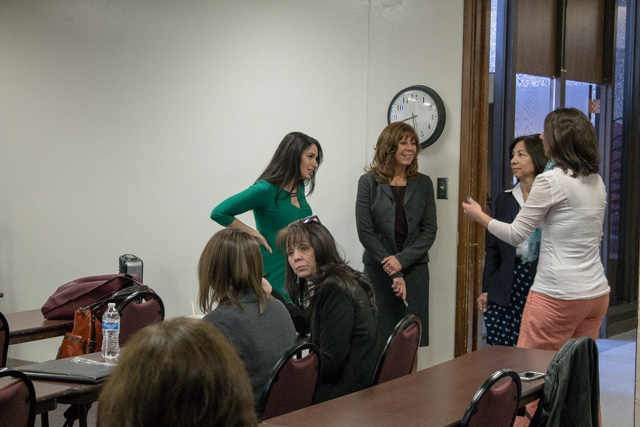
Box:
[391,277,407,300]
[381,255,402,276]
[226,219,273,253]
[252,232,272,253]
[477,292,488,312]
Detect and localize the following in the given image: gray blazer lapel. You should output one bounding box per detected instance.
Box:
[378,182,393,200]
[404,178,418,204]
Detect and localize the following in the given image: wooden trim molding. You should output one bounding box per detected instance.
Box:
[456,0,491,357]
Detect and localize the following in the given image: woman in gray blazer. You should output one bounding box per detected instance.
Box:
[356,122,437,349]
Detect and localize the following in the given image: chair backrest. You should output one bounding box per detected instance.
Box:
[459,369,522,427]
[371,314,421,386]
[258,342,322,421]
[116,291,165,346]
[0,369,36,427]
[0,312,9,367]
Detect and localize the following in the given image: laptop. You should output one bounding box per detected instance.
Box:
[18,356,115,384]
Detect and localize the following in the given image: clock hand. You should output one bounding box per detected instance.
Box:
[401,114,417,123]
[409,104,418,128]
[411,113,417,129]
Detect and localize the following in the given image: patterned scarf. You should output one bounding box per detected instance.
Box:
[520,159,555,263]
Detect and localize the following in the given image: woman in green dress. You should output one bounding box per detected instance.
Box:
[211,132,323,299]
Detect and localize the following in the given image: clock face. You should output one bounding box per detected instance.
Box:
[387,85,446,148]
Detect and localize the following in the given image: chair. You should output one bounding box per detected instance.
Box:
[0,369,36,427]
[459,369,522,427]
[258,342,322,421]
[115,290,165,346]
[371,314,421,386]
[0,311,9,367]
[529,336,600,427]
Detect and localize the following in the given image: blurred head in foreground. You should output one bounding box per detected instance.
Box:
[98,318,257,427]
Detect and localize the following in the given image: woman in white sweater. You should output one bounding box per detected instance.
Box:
[463,108,610,351]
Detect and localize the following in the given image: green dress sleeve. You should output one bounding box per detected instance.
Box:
[210,181,273,226]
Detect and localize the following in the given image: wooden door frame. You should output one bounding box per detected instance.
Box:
[456,0,638,352]
[455,0,491,356]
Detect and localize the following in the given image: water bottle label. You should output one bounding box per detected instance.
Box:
[103,322,119,330]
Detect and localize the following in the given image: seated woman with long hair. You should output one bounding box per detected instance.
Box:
[276,216,378,403]
[98,318,257,427]
[198,228,296,405]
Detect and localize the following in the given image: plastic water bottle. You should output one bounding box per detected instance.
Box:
[102,302,120,359]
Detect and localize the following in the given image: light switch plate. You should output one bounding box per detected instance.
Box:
[437,177,448,199]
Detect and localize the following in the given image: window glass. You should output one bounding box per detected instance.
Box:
[565,80,591,117]
[514,74,551,137]
[607,1,627,267]
[490,0,497,73]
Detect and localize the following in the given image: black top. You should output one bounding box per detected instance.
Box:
[310,277,379,403]
[270,287,310,335]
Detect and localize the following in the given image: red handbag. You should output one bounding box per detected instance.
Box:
[41,273,141,320]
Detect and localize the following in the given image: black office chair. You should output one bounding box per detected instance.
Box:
[371,314,421,386]
[0,369,36,427]
[460,369,522,427]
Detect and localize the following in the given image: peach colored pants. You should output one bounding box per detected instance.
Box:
[517,291,609,350]
[514,291,608,426]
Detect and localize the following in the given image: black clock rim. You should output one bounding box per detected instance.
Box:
[386,84,446,149]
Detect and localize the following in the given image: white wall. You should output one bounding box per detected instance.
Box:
[0,0,463,365]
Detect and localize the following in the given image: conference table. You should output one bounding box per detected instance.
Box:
[6,309,73,345]
[263,346,556,427]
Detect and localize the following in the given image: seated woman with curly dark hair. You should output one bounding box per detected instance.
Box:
[275,216,378,403]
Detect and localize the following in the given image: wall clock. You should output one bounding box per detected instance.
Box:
[387,85,446,148]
